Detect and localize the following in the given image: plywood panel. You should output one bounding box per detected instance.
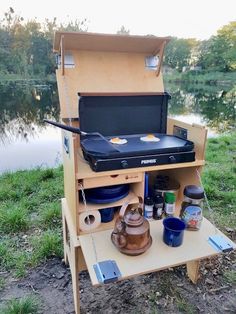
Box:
[79,218,236,286]
[53,31,170,53]
[81,172,143,189]
[62,130,78,226]
[62,198,77,240]
[57,50,164,118]
[167,118,207,160]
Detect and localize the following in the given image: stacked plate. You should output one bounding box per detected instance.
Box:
[82,184,130,204]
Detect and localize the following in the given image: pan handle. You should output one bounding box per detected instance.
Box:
[44,119,83,135]
[44,119,105,137]
[44,119,121,153]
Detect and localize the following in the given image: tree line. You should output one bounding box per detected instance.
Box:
[0,8,235,78]
[164,22,236,72]
[0,8,88,78]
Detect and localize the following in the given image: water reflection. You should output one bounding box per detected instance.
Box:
[0,81,61,173]
[0,81,60,145]
[0,81,235,141]
[167,83,236,133]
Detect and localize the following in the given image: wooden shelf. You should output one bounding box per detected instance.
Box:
[78,191,139,212]
[76,153,205,179]
[79,218,236,286]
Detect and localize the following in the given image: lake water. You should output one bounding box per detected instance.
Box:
[0,80,235,173]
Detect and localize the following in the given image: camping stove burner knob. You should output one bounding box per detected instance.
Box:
[121,160,129,169]
[169,155,176,163]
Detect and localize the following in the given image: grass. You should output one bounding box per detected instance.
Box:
[0,296,39,314]
[175,293,197,314]
[202,132,236,228]
[147,273,197,313]
[0,166,64,277]
[0,277,6,291]
[0,203,29,233]
[224,270,236,284]
[39,203,61,229]
[30,229,63,266]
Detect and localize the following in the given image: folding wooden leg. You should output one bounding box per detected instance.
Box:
[186,260,200,284]
[71,244,80,314]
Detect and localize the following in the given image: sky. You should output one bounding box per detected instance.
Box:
[0,0,236,40]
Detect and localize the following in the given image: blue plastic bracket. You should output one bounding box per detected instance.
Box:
[93,260,122,284]
[208,235,234,253]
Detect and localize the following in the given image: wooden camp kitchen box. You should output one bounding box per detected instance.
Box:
[52,31,236,314]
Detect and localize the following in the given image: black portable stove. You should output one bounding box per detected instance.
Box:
[45,93,195,172]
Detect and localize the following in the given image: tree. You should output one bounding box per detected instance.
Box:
[0,8,89,77]
[117,25,130,35]
[197,21,236,72]
[164,37,195,71]
[58,19,88,32]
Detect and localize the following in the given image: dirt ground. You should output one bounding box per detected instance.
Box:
[1,242,236,314]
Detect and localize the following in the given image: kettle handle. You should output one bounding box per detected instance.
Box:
[119,196,143,220]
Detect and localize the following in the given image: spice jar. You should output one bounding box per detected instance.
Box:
[144,197,154,220]
[180,185,204,230]
[153,194,164,220]
[164,192,176,217]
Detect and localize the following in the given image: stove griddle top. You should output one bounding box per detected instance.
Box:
[81,134,194,159]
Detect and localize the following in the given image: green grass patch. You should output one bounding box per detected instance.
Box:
[0,277,6,290]
[0,203,29,234]
[0,237,30,278]
[0,166,63,277]
[39,203,61,229]
[0,230,63,278]
[30,229,63,266]
[175,296,197,314]
[202,132,236,228]
[224,270,236,284]
[0,295,40,314]
[148,273,197,313]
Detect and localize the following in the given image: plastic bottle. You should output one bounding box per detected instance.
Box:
[144,197,154,220]
[164,192,176,217]
[153,195,164,220]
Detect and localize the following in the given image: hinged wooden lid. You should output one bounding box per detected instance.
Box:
[54,31,171,119]
[53,31,170,54]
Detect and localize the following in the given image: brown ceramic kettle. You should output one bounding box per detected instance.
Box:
[111,197,152,256]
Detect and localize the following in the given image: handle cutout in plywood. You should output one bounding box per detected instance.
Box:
[63,135,70,156]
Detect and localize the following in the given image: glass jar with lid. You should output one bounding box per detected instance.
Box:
[180,185,204,230]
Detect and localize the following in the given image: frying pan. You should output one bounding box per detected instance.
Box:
[44,119,120,154]
[44,120,194,159]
